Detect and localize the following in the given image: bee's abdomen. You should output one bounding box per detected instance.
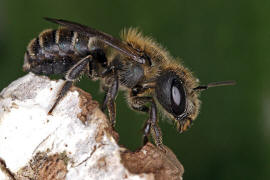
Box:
[23,28,93,75]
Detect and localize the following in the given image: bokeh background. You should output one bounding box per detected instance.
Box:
[0,0,269,179]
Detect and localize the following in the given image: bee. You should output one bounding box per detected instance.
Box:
[23,18,235,148]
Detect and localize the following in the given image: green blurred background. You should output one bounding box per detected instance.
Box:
[0,0,269,179]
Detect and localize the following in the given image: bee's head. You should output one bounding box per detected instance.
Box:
[155,70,235,133]
[155,70,199,132]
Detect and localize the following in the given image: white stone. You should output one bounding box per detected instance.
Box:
[0,73,154,180]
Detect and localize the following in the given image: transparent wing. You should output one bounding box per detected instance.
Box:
[44,17,146,64]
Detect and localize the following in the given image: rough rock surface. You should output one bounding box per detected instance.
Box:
[0,73,184,180]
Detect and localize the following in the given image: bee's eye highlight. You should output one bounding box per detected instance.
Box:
[172,85,181,105]
[171,79,186,116]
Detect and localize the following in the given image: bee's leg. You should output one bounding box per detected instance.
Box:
[149,101,164,149]
[48,81,73,114]
[129,96,150,143]
[103,69,119,127]
[130,86,153,144]
[100,59,119,112]
[101,83,109,112]
[142,119,151,145]
[129,96,163,148]
[48,55,92,114]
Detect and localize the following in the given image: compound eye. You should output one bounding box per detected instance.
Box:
[171,79,186,115]
[156,71,187,117]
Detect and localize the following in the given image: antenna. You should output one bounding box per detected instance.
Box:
[193,80,236,91]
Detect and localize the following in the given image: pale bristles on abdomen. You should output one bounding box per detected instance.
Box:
[23,28,105,75]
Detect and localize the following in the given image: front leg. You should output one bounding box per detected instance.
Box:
[129,96,163,149]
[48,55,92,114]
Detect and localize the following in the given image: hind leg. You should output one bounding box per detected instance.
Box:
[48,55,92,114]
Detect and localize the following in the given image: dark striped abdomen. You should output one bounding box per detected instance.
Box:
[23,28,96,75]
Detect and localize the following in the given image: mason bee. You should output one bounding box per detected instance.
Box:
[23,18,235,148]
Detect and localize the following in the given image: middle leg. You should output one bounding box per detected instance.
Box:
[101,68,119,127]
